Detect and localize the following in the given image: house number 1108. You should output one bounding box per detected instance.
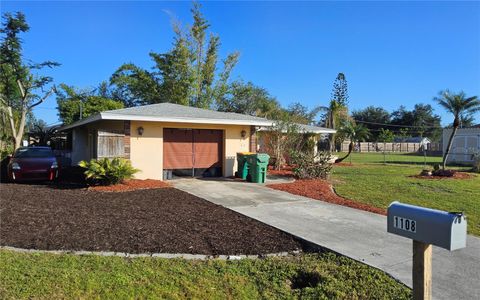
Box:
[393,216,416,233]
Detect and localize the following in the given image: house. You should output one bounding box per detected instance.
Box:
[393,136,431,147]
[443,127,480,164]
[59,103,269,180]
[59,103,334,180]
[257,123,336,157]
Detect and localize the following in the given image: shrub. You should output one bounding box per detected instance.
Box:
[0,147,13,160]
[290,150,333,179]
[78,157,139,185]
[472,151,480,173]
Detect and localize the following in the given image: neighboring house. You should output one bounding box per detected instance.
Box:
[59,103,275,180]
[257,123,336,156]
[443,127,480,164]
[393,136,431,147]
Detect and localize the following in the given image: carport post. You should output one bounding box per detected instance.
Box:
[412,240,432,300]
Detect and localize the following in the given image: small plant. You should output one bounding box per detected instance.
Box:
[78,157,139,185]
[433,164,440,171]
[290,150,332,179]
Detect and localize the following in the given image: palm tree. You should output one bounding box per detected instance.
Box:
[321,100,348,152]
[29,124,58,146]
[434,90,480,169]
[335,121,370,163]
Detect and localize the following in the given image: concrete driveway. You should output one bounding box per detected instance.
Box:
[173,178,480,300]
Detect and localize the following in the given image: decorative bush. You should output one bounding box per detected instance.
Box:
[78,157,139,185]
[290,150,333,179]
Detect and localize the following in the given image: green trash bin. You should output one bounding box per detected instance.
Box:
[246,153,270,183]
[236,152,254,180]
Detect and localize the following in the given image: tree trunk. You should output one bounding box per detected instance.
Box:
[335,141,353,163]
[14,108,27,150]
[275,135,281,171]
[442,124,458,170]
[330,111,336,152]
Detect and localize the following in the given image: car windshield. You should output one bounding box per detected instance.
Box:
[14,148,54,158]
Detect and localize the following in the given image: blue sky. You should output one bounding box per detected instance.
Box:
[3,1,480,125]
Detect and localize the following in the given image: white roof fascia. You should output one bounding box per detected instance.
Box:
[57,114,102,131]
[58,112,274,131]
[101,113,274,126]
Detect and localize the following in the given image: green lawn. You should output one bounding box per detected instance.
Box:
[331,153,480,236]
[0,250,410,299]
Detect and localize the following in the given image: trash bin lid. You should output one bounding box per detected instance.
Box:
[255,153,270,163]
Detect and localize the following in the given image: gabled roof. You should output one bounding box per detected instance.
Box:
[295,123,336,134]
[59,103,274,131]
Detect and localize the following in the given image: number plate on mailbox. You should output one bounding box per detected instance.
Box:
[393,216,416,233]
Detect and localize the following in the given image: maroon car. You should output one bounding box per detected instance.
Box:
[7,147,59,182]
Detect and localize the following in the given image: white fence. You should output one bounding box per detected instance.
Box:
[340,142,441,153]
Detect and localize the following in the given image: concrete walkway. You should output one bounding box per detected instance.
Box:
[173,178,480,300]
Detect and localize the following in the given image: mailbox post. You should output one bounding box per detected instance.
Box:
[387,201,467,300]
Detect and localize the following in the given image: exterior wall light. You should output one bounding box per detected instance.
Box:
[241,130,247,138]
[137,126,144,136]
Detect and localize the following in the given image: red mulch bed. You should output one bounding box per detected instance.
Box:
[267,165,296,178]
[0,183,304,255]
[89,179,171,192]
[268,169,295,178]
[267,179,386,215]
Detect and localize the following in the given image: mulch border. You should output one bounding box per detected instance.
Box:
[87,179,171,192]
[267,179,387,216]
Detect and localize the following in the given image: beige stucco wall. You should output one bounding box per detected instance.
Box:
[129,121,251,180]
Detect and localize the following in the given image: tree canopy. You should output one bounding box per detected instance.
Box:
[351,106,391,141]
[215,80,280,118]
[110,2,239,109]
[56,83,124,125]
[352,104,442,141]
[0,12,59,150]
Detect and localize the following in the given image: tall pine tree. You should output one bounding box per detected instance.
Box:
[331,73,348,106]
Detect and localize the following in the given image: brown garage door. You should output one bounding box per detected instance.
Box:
[163,128,223,173]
